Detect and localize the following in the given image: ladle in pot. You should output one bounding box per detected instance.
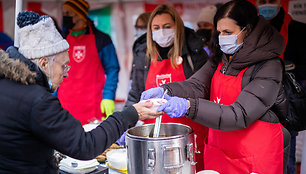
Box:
[153,89,167,138]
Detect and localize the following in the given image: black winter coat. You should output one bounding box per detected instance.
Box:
[274,8,306,81]
[0,47,138,174]
[125,27,208,107]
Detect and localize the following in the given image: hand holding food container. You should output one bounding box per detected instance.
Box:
[143,88,167,138]
[140,87,169,101]
[139,97,168,138]
[140,87,190,118]
[157,96,189,117]
[115,98,166,146]
[132,99,164,120]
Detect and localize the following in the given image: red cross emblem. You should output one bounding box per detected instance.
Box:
[156,74,172,87]
[73,46,86,63]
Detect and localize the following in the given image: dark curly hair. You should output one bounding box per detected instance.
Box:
[209,0,258,65]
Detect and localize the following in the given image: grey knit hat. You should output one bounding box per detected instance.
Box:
[17,11,69,59]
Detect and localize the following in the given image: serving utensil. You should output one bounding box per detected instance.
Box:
[153,89,167,137]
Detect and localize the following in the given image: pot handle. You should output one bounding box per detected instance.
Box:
[147,149,155,170]
[162,146,184,170]
[187,143,197,166]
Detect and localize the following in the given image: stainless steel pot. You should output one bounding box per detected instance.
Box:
[126,123,196,174]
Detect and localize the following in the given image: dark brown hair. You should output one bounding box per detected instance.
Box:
[135,12,152,28]
[210,0,258,64]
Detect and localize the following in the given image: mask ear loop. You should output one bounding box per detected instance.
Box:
[235,27,246,44]
[237,27,246,37]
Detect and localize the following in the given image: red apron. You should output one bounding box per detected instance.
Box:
[58,26,105,125]
[144,57,208,171]
[204,62,284,173]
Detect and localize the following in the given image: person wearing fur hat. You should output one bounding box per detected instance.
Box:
[59,0,120,125]
[0,11,161,173]
[196,5,217,55]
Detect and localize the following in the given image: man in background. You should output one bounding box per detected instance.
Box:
[195,5,217,55]
[134,11,151,40]
[59,0,120,125]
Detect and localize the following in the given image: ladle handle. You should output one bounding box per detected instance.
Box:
[194,134,201,154]
[153,116,162,137]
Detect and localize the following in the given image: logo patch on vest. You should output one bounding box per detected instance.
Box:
[156,74,172,86]
[213,96,222,104]
[73,46,86,63]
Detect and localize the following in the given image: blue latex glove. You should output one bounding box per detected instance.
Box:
[116,130,127,146]
[157,96,189,118]
[140,87,170,101]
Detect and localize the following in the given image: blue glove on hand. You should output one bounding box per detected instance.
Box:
[116,130,127,146]
[140,87,170,101]
[157,96,189,118]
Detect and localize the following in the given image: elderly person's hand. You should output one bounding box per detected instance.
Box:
[133,100,163,120]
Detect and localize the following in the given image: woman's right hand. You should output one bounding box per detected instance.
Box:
[133,100,163,120]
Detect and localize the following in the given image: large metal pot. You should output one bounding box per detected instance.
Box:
[126,123,196,174]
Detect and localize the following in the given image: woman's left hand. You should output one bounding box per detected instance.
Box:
[157,96,189,118]
[140,87,170,101]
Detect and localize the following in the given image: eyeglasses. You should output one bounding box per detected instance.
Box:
[64,64,71,73]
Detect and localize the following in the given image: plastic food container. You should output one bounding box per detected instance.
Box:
[106,148,127,170]
[140,98,167,111]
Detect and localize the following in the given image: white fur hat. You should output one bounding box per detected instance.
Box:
[18,12,69,59]
[197,5,217,25]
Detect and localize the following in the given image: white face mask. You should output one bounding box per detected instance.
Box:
[152,29,175,48]
[218,27,245,54]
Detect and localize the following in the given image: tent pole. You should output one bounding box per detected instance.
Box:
[14,0,22,47]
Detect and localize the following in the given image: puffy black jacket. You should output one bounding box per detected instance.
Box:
[163,17,290,173]
[0,47,138,174]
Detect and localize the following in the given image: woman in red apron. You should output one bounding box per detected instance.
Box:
[203,62,284,173]
[144,56,208,171]
[141,1,290,173]
[126,4,209,171]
